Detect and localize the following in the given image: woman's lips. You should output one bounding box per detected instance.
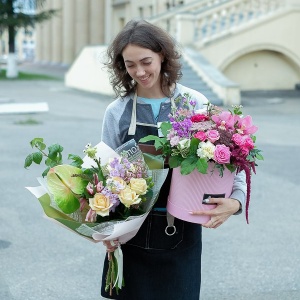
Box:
[139,75,150,84]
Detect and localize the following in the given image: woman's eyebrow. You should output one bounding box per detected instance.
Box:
[124,57,152,63]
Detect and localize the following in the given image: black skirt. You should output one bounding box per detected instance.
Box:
[101,201,202,300]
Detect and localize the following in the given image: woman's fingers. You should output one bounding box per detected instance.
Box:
[103,240,120,253]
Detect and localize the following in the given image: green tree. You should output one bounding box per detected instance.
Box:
[0,0,57,78]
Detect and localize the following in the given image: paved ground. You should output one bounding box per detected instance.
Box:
[0,63,300,300]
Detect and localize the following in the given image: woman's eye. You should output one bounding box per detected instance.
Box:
[126,65,134,68]
[143,62,151,65]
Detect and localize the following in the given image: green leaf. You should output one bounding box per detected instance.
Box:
[30,137,44,148]
[154,138,165,150]
[160,122,172,137]
[196,158,208,174]
[32,152,43,164]
[139,135,159,143]
[246,155,255,162]
[24,154,33,168]
[68,154,83,168]
[45,157,61,167]
[225,164,236,173]
[45,157,52,166]
[255,153,264,160]
[180,157,198,175]
[168,155,182,168]
[189,138,200,155]
[47,164,88,214]
[42,167,50,177]
[48,144,63,159]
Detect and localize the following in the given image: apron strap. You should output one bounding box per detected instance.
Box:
[128,92,137,135]
[128,91,177,135]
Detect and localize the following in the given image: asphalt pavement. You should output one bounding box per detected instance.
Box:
[0,63,300,300]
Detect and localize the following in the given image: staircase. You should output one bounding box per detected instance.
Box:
[179,59,223,106]
[148,0,295,103]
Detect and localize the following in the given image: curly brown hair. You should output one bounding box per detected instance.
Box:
[105,19,182,98]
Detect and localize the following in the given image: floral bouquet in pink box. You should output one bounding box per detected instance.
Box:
[139,93,263,224]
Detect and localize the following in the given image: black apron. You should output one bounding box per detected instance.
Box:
[101,93,202,300]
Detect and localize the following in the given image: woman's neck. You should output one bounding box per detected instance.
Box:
[136,83,176,99]
[136,86,165,99]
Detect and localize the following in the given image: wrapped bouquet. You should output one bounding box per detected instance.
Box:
[140,93,263,224]
[25,138,168,295]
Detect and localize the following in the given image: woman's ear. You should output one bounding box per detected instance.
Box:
[160,53,164,63]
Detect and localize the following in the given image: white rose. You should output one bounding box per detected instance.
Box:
[119,187,141,207]
[197,141,216,160]
[89,193,113,217]
[129,178,147,195]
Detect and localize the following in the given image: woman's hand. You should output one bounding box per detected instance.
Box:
[103,240,120,260]
[190,197,241,229]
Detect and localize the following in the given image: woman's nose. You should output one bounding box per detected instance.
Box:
[136,66,145,76]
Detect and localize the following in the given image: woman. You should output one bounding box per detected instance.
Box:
[101,19,246,300]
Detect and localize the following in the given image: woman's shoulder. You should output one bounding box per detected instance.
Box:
[105,94,132,113]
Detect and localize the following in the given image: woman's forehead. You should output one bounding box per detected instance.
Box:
[122,44,159,61]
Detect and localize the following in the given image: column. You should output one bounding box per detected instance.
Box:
[40,0,52,63]
[89,0,105,45]
[51,0,62,64]
[105,0,112,44]
[62,0,75,65]
[75,0,90,56]
[34,23,43,62]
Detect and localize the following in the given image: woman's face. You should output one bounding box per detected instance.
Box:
[122,44,163,93]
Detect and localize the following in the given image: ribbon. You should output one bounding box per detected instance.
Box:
[112,246,123,289]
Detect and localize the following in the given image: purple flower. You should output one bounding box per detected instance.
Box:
[101,187,120,212]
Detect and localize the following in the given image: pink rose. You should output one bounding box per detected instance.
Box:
[213,144,231,164]
[194,131,206,141]
[206,130,220,143]
[243,136,254,150]
[232,133,244,146]
[240,146,250,157]
[191,114,209,122]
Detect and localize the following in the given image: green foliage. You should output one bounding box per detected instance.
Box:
[0,0,58,29]
[180,156,198,175]
[68,154,84,168]
[160,122,172,136]
[24,137,83,177]
[229,104,244,116]
[13,118,42,125]
[196,158,208,174]
[168,155,182,168]
[0,70,59,81]
[247,148,264,163]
